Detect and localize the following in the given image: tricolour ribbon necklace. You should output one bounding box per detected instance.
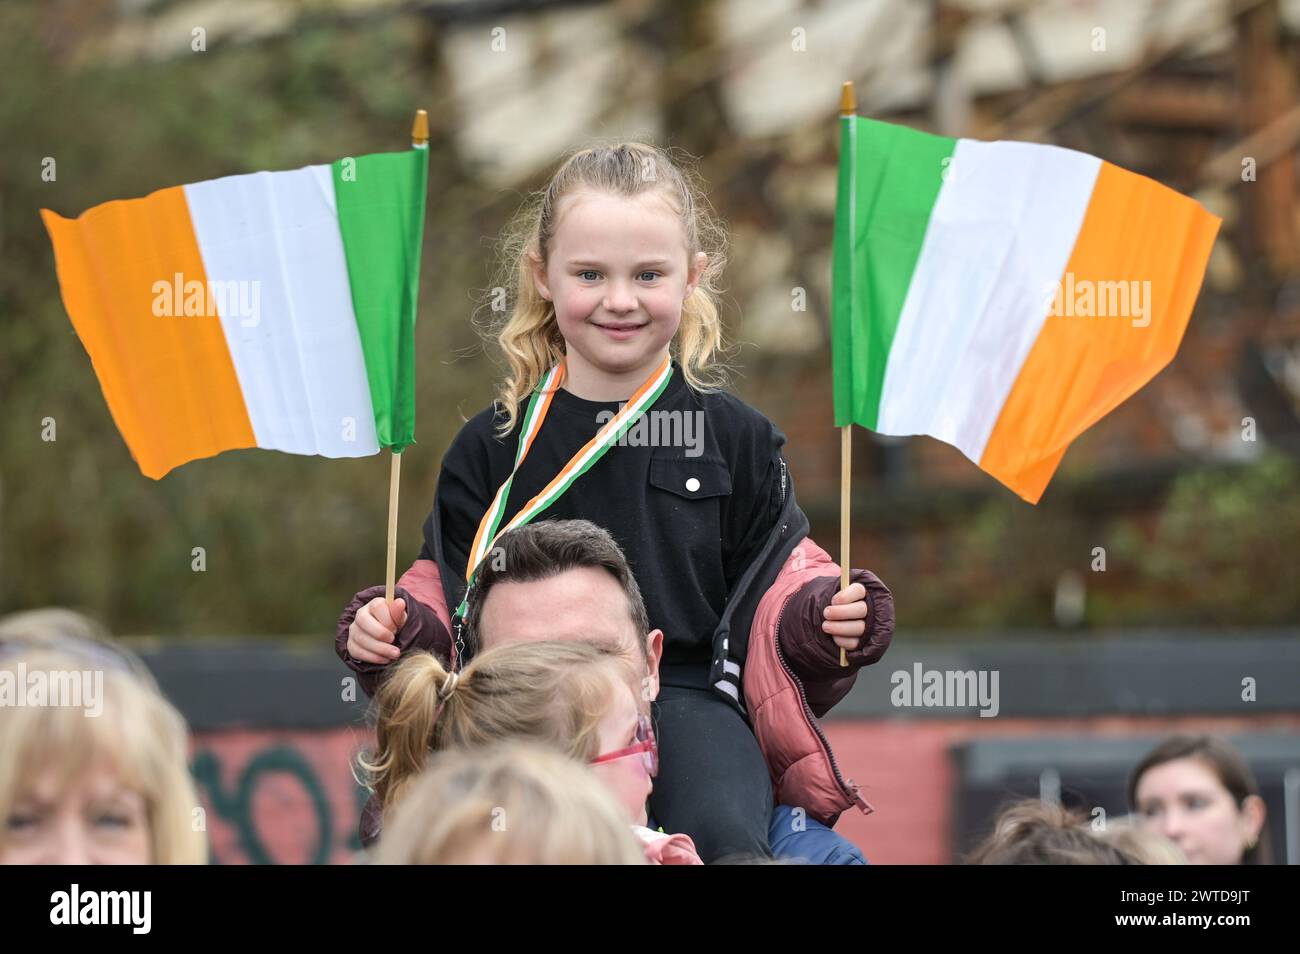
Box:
[454,354,675,627]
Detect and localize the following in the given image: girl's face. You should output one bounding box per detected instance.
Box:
[532,189,707,394]
[590,676,653,828]
[2,762,151,864]
[1134,757,1263,864]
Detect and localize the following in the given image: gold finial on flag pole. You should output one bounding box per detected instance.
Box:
[384,109,429,605]
[837,82,855,668]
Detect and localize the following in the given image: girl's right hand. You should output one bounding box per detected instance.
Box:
[347,597,407,664]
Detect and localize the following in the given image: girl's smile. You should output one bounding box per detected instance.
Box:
[592,319,649,340]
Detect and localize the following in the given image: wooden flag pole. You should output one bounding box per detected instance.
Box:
[385,108,430,604]
[385,450,401,604]
[837,81,855,668]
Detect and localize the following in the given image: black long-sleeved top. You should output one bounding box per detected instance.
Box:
[419,360,787,679]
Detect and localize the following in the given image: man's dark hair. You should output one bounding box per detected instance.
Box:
[462,519,651,660]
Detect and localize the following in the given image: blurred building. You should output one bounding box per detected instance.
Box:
[15,0,1300,863]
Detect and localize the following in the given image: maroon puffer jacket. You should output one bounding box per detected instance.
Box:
[336,547,893,840]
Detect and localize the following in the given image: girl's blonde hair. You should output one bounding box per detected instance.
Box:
[372,741,645,865]
[0,647,208,864]
[359,640,634,816]
[484,141,731,435]
[1093,816,1187,865]
[967,799,1143,865]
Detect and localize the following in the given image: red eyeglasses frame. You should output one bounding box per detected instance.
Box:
[590,713,658,778]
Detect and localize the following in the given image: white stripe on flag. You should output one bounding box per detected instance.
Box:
[875,139,1101,462]
[184,165,379,457]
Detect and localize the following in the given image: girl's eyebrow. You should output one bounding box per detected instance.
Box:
[566,258,673,268]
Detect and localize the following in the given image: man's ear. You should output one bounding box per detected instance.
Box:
[643,628,664,701]
[528,250,552,302]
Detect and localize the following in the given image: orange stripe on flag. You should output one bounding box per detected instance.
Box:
[41,188,256,479]
[979,161,1221,503]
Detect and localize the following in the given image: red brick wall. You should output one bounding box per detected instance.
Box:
[189,713,1300,864]
[824,713,1300,864]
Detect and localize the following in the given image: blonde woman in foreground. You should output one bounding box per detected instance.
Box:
[0,643,207,864]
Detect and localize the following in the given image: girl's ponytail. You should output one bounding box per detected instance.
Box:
[361,651,460,813]
[359,641,635,824]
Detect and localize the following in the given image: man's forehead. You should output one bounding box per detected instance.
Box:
[478,568,640,648]
[485,621,631,653]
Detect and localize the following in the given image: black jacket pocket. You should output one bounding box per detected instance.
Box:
[648,457,733,500]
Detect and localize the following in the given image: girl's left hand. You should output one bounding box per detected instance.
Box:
[822,582,869,651]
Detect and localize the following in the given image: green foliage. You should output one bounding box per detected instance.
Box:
[1137,451,1300,625]
[2,3,1293,638]
[892,451,1300,630]
[1,4,498,637]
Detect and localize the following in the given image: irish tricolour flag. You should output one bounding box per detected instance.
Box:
[832,117,1220,504]
[41,149,427,479]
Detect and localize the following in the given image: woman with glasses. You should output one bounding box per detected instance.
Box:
[360,639,700,864]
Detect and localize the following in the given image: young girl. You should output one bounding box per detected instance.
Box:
[340,142,896,861]
[362,640,703,864]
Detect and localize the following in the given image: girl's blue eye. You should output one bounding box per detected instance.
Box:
[579,270,599,281]
[639,271,660,282]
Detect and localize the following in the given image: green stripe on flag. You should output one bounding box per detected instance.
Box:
[333,149,428,452]
[832,117,955,429]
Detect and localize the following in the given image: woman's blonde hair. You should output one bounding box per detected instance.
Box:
[359,640,634,816]
[0,607,158,690]
[0,647,208,864]
[483,140,731,435]
[372,741,645,865]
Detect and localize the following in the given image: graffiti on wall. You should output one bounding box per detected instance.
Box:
[190,727,373,865]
